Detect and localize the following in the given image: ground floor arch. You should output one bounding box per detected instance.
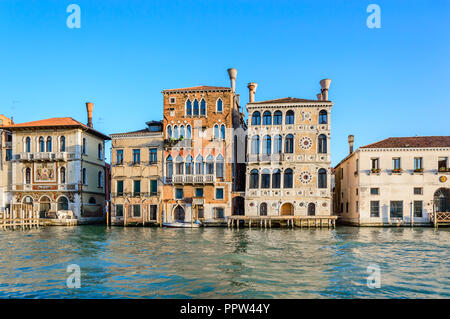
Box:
[173,205,185,221]
[280,202,294,216]
[232,196,245,216]
[434,188,450,213]
[308,203,316,216]
[39,196,51,218]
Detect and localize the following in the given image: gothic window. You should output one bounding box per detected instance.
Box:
[318,134,327,154]
[284,168,293,188]
[250,169,259,189]
[216,98,223,113]
[200,99,206,116]
[261,169,271,189]
[273,111,282,125]
[186,100,192,116]
[263,135,271,155]
[193,99,199,116]
[272,169,281,188]
[252,111,261,125]
[251,136,260,154]
[39,137,45,152]
[274,135,282,154]
[285,110,294,124]
[60,136,66,152]
[319,110,328,124]
[318,168,327,188]
[263,111,272,125]
[46,137,52,152]
[285,134,294,153]
[216,154,224,178]
[166,155,173,179]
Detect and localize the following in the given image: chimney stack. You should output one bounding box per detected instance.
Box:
[320,78,331,101]
[247,82,258,103]
[86,102,94,128]
[316,93,323,101]
[348,135,354,154]
[227,68,237,93]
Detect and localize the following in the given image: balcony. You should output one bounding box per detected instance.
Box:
[14,152,74,162]
[172,174,215,184]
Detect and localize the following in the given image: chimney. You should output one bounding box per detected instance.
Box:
[320,78,331,101]
[348,135,354,154]
[86,102,94,128]
[247,82,258,103]
[227,68,237,93]
[316,93,323,101]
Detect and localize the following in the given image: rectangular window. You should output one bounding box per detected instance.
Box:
[175,188,183,199]
[371,158,379,170]
[438,157,448,171]
[116,150,124,165]
[149,148,157,164]
[82,138,87,155]
[414,201,423,218]
[5,149,12,161]
[133,205,141,217]
[133,180,141,196]
[116,204,123,217]
[150,205,157,220]
[214,207,224,218]
[414,157,423,171]
[150,180,158,196]
[393,158,401,170]
[356,188,359,196]
[117,180,124,196]
[390,201,403,219]
[356,201,359,213]
[413,187,423,195]
[216,188,224,200]
[370,188,379,195]
[346,202,349,213]
[195,188,204,197]
[370,201,380,217]
[133,149,141,164]
[198,207,204,219]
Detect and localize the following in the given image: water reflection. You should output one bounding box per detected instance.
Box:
[0,226,448,298]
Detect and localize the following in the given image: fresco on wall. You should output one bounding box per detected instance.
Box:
[34,163,56,182]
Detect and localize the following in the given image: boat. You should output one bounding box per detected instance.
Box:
[162,221,202,228]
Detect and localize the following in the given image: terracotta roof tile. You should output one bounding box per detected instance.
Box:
[361,136,450,149]
[250,97,328,104]
[163,86,231,93]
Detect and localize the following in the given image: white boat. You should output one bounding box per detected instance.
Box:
[162,221,201,228]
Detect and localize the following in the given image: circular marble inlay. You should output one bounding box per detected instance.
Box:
[299,136,313,150]
[299,171,312,184]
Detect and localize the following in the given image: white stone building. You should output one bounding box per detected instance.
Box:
[334,136,450,226]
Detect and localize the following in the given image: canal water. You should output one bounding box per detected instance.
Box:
[0,226,448,298]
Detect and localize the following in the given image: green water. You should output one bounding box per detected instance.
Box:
[0,226,448,298]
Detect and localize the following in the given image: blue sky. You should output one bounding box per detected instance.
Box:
[0,0,449,165]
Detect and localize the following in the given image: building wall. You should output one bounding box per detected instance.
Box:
[9,128,107,221]
[110,131,164,225]
[161,88,239,223]
[0,116,13,212]
[335,147,450,225]
[245,102,333,217]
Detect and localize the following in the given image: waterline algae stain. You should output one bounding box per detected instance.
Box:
[0,226,448,298]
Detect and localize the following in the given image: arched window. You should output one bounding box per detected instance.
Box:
[58,197,69,211]
[195,155,204,175]
[274,135,282,154]
[251,136,260,154]
[284,168,293,188]
[186,125,192,139]
[318,134,327,154]
[220,125,226,140]
[186,100,192,116]
[180,125,185,138]
[166,155,173,179]
[39,137,45,152]
[175,155,184,175]
[98,143,102,159]
[214,124,220,139]
[263,111,272,125]
[200,99,206,116]
[89,197,96,204]
[82,138,87,154]
[216,154,224,178]
[60,167,66,184]
[308,203,316,216]
[272,169,281,188]
[25,167,31,184]
[216,98,223,112]
[261,169,271,189]
[82,168,87,184]
[167,125,173,138]
[26,137,31,153]
[285,134,294,153]
[273,111,282,125]
[98,171,103,187]
[263,135,271,155]
[46,137,52,152]
[252,111,261,125]
[173,125,179,139]
[185,155,193,175]
[318,168,327,188]
[206,155,214,174]
[193,99,199,116]
[60,136,66,152]
[260,203,268,216]
[250,169,259,189]
[319,110,328,124]
[285,110,294,124]
[23,196,33,205]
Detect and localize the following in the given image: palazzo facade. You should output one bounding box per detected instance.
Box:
[244,79,334,217]
[0,115,13,213]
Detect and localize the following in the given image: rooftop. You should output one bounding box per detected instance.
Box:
[360,136,450,149]
[162,85,231,93]
[249,97,330,104]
